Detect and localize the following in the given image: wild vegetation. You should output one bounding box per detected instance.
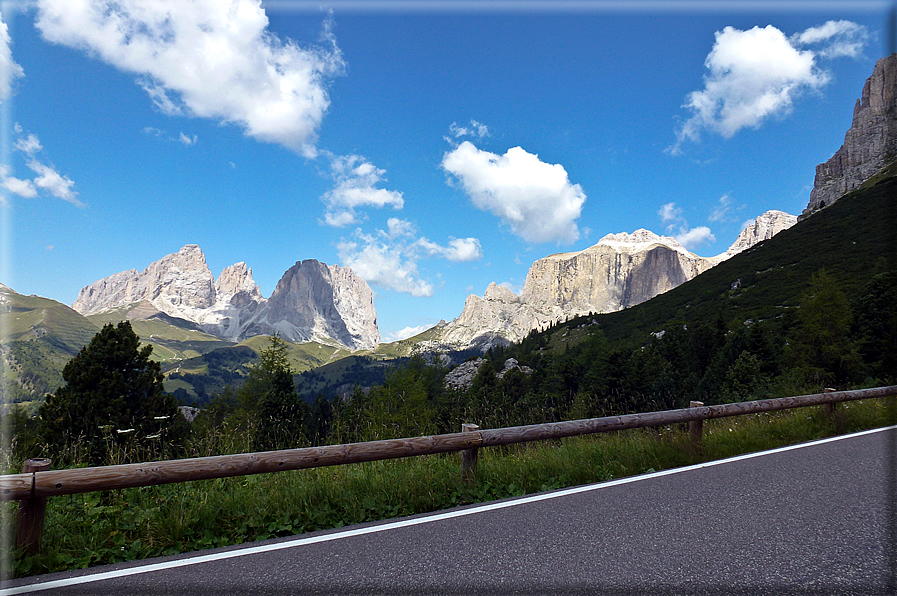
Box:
[2,171,894,577]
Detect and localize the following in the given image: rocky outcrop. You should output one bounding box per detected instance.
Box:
[521,230,714,314]
[802,53,897,218]
[73,245,217,319]
[242,260,379,349]
[71,246,379,350]
[723,211,797,258]
[443,357,532,391]
[419,218,795,354]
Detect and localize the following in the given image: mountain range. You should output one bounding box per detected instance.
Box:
[72,247,380,351]
[3,53,894,406]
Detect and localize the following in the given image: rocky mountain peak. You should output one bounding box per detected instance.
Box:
[724,210,797,258]
[484,282,518,303]
[72,244,216,317]
[596,229,687,254]
[215,262,263,303]
[72,248,379,350]
[418,212,796,355]
[802,53,897,218]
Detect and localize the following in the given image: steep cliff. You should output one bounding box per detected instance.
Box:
[71,246,379,350]
[72,245,217,320]
[722,211,797,258]
[242,260,379,350]
[802,53,897,218]
[418,216,795,353]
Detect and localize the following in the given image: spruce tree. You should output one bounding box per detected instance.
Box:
[39,321,181,465]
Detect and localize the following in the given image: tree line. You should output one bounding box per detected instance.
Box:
[7,269,895,468]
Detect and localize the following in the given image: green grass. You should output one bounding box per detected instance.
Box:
[5,395,894,578]
[580,172,896,344]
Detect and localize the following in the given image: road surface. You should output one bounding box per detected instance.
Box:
[3,425,895,595]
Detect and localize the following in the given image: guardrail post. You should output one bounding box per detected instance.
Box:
[16,458,52,555]
[689,402,704,455]
[823,388,837,413]
[460,423,480,484]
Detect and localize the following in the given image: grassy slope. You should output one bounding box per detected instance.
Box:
[583,172,896,345]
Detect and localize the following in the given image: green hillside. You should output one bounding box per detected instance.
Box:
[584,170,896,345]
[86,302,227,362]
[0,287,100,406]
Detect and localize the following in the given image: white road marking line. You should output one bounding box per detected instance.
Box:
[3,424,894,595]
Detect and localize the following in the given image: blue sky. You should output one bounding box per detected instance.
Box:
[0,1,892,342]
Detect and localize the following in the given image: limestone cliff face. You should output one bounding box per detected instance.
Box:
[72,245,216,320]
[418,219,794,353]
[242,260,379,350]
[71,246,379,350]
[802,53,897,218]
[200,262,265,340]
[723,211,797,258]
[521,230,713,314]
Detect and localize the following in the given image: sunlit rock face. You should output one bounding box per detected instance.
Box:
[802,53,897,218]
[419,220,794,354]
[241,260,379,350]
[72,247,379,350]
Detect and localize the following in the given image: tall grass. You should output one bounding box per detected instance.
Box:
[5,396,895,578]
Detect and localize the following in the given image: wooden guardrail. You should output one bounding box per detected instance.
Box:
[3,385,896,553]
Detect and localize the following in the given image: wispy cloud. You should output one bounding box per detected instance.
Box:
[669,20,868,154]
[449,119,489,140]
[337,218,481,296]
[442,141,586,244]
[35,0,345,157]
[708,193,739,223]
[381,324,434,343]
[321,154,404,226]
[0,12,23,102]
[3,126,83,207]
[177,132,198,146]
[657,201,715,249]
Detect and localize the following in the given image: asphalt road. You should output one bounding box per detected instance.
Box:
[4,426,895,596]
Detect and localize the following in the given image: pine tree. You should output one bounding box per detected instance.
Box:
[39,321,182,465]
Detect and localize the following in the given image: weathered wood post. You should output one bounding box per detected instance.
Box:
[688,402,704,455]
[460,423,480,484]
[16,458,52,554]
[823,388,837,413]
[823,388,845,432]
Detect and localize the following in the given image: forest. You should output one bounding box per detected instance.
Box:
[9,266,895,469]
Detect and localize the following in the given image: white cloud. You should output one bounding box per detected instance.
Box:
[675,226,716,249]
[670,21,867,154]
[792,20,868,59]
[708,193,735,223]
[381,324,433,343]
[178,132,198,146]
[658,200,716,249]
[0,13,23,102]
[449,119,489,139]
[6,127,83,207]
[321,154,404,226]
[0,168,37,198]
[658,202,683,225]
[442,237,482,262]
[27,159,82,206]
[442,141,586,244]
[412,236,482,262]
[386,217,416,238]
[337,235,434,297]
[337,220,482,296]
[15,134,42,155]
[34,0,345,157]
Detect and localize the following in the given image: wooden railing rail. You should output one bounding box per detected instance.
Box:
[3,385,895,553]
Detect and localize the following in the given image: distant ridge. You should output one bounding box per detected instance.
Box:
[72,246,380,350]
